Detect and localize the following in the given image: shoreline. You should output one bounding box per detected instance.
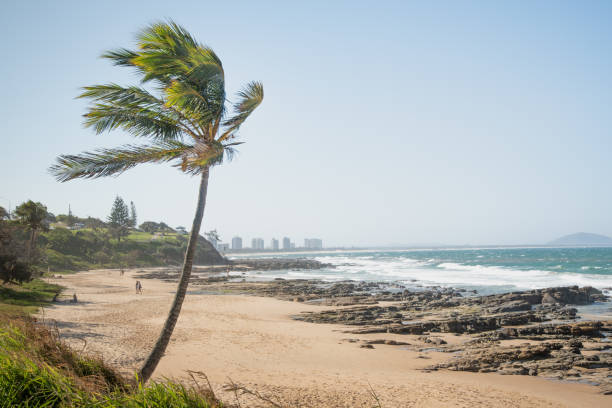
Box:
[39,268,611,407]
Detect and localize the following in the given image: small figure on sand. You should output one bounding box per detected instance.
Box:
[120,268,125,276]
[70,293,78,303]
[52,293,59,302]
[135,280,143,294]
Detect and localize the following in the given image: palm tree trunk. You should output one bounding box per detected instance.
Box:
[138,168,210,383]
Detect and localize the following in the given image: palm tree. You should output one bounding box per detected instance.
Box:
[49,21,263,383]
[14,200,49,260]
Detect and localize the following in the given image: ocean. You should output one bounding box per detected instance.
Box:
[228,247,612,296]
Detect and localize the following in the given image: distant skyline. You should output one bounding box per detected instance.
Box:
[2,1,612,247]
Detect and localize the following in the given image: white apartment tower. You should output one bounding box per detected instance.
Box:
[231,236,243,250]
[251,237,264,250]
[304,238,323,249]
[282,237,291,250]
[271,238,279,250]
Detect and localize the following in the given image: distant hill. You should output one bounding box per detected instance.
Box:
[548,232,612,246]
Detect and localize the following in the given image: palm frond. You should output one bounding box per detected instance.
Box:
[132,21,224,89]
[165,81,212,119]
[79,84,202,139]
[82,103,183,141]
[49,141,192,181]
[137,20,200,53]
[220,81,264,141]
[101,48,139,67]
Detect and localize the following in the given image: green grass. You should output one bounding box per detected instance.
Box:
[125,231,182,242]
[0,280,62,316]
[125,231,155,242]
[0,314,223,407]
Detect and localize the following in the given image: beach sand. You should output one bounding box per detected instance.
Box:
[39,269,610,407]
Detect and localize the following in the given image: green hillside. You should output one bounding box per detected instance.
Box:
[39,228,226,273]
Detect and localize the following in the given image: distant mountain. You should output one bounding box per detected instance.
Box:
[548,232,612,246]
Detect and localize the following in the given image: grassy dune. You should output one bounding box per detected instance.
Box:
[0,276,223,407]
[0,313,223,407]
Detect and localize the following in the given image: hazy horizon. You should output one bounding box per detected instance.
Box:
[2,1,611,247]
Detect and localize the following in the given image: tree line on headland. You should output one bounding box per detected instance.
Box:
[0,196,225,284]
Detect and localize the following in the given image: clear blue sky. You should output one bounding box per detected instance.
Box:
[1,1,611,247]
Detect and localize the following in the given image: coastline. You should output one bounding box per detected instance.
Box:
[38,268,611,407]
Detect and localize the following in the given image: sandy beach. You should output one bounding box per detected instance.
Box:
[38,269,610,407]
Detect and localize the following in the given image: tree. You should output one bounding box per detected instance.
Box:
[14,200,49,261]
[0,254,32,284]
[46,227,77,254]
[107,196,130,241]
[46,212,57,223]
[67,205,75,227]
[0,207,8,220]
[129,201,137,228]
[84,216,106,230]
[139,221,159,234]
[205,230,220,247]
[49,21,263,383]
[0,216,31,283]
[158,222,174,236]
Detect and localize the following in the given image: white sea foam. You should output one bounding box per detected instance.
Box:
[231,250,612,293]
[314,255,612,291]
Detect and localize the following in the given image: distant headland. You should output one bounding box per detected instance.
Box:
[548,232,612,246]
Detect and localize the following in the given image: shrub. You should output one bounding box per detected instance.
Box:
[0,255,33,284]
[45,249,76,271]
[156,245,182,264]
[92,251,111,265]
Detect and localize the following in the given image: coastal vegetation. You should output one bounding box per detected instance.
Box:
[0,280,61,316]
[14,201,49,261]
[0,313,222,407]
[49,21,263,383]
[1,200,225,278]
[107,196,131,242]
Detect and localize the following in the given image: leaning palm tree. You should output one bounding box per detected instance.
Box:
[49,21,263,383]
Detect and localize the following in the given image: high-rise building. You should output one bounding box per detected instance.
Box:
[217,243,230,252]
[271,238,279,250]
[231,236,242,250]
[304,238,323,249]
[251,237,264,250]
[282,237,291,250]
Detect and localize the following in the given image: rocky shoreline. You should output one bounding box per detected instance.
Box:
[136,258,332,282]
[136,264,612,394]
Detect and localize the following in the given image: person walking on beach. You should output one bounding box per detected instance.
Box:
[135,280,143,294]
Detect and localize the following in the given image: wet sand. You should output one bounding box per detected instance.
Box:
[39,269,610,407]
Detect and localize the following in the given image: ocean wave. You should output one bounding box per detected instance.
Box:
[325,258,612,291]
[240,249,612,293]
